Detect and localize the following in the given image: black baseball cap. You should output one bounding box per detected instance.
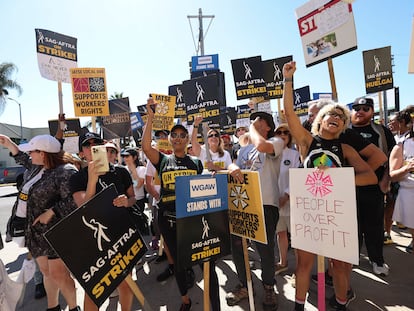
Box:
[170,124,189,134]
[78,132,103,150]
[120,148,138,157]
[352,97,374,108]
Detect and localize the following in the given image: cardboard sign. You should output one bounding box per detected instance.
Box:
[102,98,131,139]
[168,84,187,118]
[263,55,293,99]
[35,29,77,83]
[289,168,359,265]
[182,74,224,128]
[225,171,267,244]
[363,46,394,94]
[149,93,176,131]
[231,56,267,100]
[45,184,147,307]
[70,68,110,117]
[48,118,81,154]
[175,174,231,269]
[295,0,357,67]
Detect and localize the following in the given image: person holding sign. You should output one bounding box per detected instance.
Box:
[0,134,81,311]
[282,61,378,311]
[142,98,220,311]
[225,111,284,310]
[70,132,137,311]
[191,115,233,171]
[274,124,301,276]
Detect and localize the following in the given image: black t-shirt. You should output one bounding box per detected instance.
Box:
[70,164,133,196]
[304,136,346,168]
[339,128,370,154]
[154,152,203,211]
[351,124,395,154]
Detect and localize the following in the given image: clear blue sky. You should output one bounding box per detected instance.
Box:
[1,0,414,128]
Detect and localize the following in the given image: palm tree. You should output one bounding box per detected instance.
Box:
[110,92,124,99]
[0,62,23,115]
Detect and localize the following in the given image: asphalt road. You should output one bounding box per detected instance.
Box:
[1,184,413,311]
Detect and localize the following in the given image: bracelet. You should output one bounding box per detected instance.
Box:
[193,125,199,128]
[283,77,293,83]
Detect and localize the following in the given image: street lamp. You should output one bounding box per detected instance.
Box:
[7,97,23,140]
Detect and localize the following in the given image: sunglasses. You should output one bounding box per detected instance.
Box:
[208,133,220,138]
[325,111,347,121]
[275,130,290,135]
[353,106,371,112]
[171,132,188,139]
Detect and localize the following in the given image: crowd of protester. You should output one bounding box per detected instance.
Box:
[2,60,414,311]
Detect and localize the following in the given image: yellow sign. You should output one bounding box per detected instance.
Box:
[150,93,176,131]
[70,68,110,117]
[224,170,267,244]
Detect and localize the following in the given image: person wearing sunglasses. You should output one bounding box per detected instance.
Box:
[190,115,233,172]
[273,124,301,280]
[142,98,220,311]
[283,61,377,311]
[70,132,137,311]
[351,97,396,276]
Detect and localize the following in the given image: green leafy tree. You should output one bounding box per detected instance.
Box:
[0,62,22,115]
[110,92,124,99]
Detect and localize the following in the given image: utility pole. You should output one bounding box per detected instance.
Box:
[187,8,214,56]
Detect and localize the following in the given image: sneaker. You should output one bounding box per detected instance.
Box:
[372,262,389,276]
[383,233,394,245]
[226,283,249,306]
[155,252,167,264]
[179,299,191,311]
[346,288,356,306]
[274,263,288,275]
[157,265,174,282]
[311,270,333,287]
[185,268,195,289]
[397,222,407,230]
[34,283,46,299]
[406,241,413,253]
[262,284,278,310]
[328,295,347,310]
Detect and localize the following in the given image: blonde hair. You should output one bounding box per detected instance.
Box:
[311,103,350,137]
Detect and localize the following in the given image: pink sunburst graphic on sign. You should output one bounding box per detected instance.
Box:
[305,170,334,197]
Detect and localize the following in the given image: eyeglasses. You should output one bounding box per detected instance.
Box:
[28,150,41,154]
[208,133,220,138]
[325,111,347,121]
[275,130,290,135]
[170,132,188,139]
[353,106,371,112]
[107,149,117,155]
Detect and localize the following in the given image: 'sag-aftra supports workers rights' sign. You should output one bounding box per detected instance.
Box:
[225,171,267,244]
[289,168,359,265]
[45,184,147,307]
[175,174,231,270]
